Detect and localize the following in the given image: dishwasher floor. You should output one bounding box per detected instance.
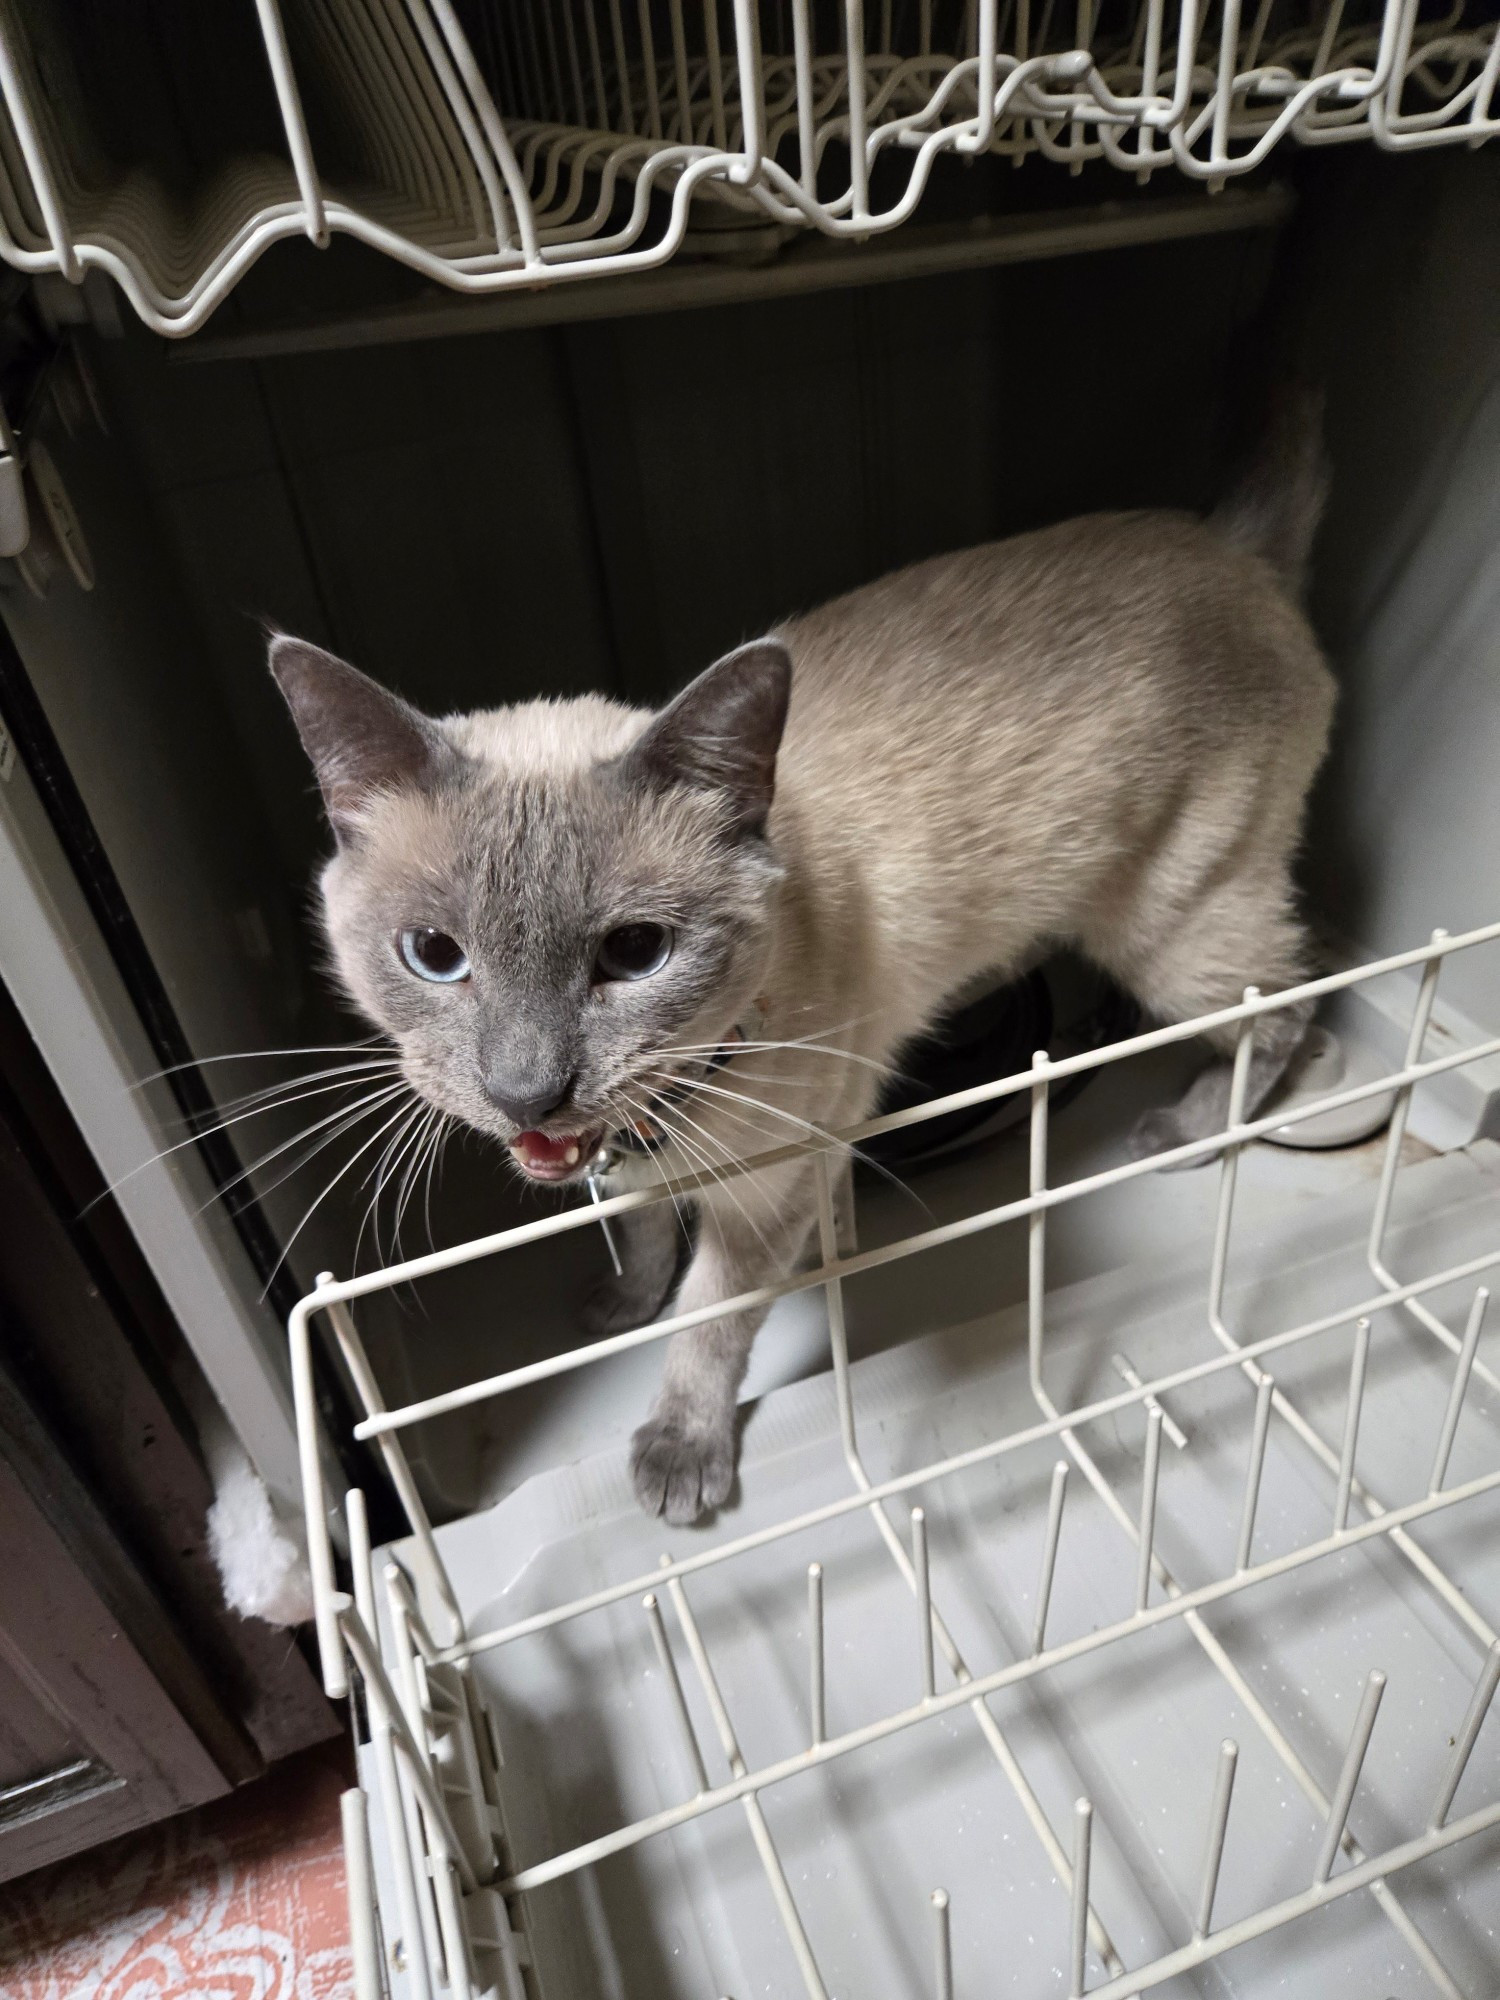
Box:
[406,1142,1500,2000]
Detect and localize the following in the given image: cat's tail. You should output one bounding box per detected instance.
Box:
[1209,385,1329,600]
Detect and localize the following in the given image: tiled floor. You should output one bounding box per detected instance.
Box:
[0,1741,354,2000]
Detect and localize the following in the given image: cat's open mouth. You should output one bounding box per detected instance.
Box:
[508,1125,606,1183]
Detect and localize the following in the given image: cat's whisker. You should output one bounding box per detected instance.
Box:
[641,1074,835,1230]
[422,1113,456,1251]
[693,1067,818,1089]
[394,1105,444,1258]
[659,1035,906,1083]
[356,1098,429,1270]
[671,1008,882,1047]
[131,1037,389,1087]
[258,1094,427,1297]
[416,1111,450,1252]
[659,1070,931,1218]
[354,1126,400,1271]
[97,1074,409,1214]
[640,1118,736,1259]
[664,1094,810,1200]
[643,1067,803,1179]
[387,1107,429,1258]
[202,1082,414,1218]
[162,1065,405,1143]
[633,1091,778,1255]
[608,1096,696,1248]
[663,1011,889,1057]
[378,1104,432,1224]
[610,1088,703,1253]
[193,1057,404,1122]
[382,1108,451,1305]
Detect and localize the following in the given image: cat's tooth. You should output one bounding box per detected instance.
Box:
[564,1143,580,1167]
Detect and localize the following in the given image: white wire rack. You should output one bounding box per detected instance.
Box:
[297,919,1500,2000]
[0,0,1496,336]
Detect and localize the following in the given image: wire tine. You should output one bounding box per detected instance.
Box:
[1429,1287,1490,1495]
[642,1593,710,1794]
[586,1171,625,1275]
[1312,1669,1386,1884]
[1333,1318,1372,1534]
[321,1283,463,1647]
[343,1498,435,2000]
[668,0,693,140]
[253,0,329,246]
[1368,929,1446,1269]
[703,0,728,148]
[562,0,587,125]
[340,1788,384,2000]
[637,0,663,136]
[808,1562,826,1748]
[731,0,766,177]
[792,0,817,193]
[1235,1368,1274,1571]
[912,1507,936,1698]
[1068,1797,1093,1997]
[1033,1460,1069,1655]
[1429,1641,1500,1830]
[609,0,635,129]
[931,1887,953,2000]
[1135,1405,1164,1614]
[666,1570,830,1999]
[845,0,870,220]
[338,1594,478,1897]
[1111,1352,1187,1449]
[1027,1050,1050,1394]
[1208,986,1259,1318]
[1193,1739,1239,1939]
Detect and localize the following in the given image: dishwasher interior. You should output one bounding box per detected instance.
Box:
[0,4,1498,1991]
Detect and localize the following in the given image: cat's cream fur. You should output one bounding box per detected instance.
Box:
[273,457,1334,1527]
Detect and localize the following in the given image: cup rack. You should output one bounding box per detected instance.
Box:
[289,919,1500,1997]
[0,0,1495,335]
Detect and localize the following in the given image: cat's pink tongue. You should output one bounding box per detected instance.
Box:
[509,1127,598,1179]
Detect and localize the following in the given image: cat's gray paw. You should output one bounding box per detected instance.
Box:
[1126,1107,1217,1171]
[630,1414,735,1525]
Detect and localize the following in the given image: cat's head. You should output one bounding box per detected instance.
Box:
[270,635,790,1184]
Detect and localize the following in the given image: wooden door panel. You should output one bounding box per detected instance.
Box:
[0,1429,230,1878]
[0,972,334,1881]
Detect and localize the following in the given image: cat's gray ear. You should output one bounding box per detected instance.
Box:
[622,639,791,836]
[269,635,450,838]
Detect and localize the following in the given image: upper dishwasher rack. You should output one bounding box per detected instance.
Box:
[0,0,1493,333]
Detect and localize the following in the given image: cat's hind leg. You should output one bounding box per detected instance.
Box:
[1092,861,1316,1168]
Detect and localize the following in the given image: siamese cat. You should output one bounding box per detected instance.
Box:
[272,414,1332,1525]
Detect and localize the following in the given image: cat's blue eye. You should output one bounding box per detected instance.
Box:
[595,923,673,982]
[398,926,470,983]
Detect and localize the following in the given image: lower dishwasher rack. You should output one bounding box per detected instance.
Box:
[297,922,1500,2000]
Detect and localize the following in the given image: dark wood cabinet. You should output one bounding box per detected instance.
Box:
[0,979,335,1883]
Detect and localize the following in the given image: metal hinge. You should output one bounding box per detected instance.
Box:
[0,398,29,560]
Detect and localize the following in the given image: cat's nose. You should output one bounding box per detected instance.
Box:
[483,1067,575,1129]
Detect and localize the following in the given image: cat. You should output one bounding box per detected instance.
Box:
[271,409,1333,1528]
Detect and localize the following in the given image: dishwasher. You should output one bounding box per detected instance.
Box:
[0,3,1497,1995]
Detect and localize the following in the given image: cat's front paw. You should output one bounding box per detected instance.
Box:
[1126,1107,1218,1171]
[630,1412,735,1525]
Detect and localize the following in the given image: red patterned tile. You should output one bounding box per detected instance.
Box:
[0,1742,354,2000]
